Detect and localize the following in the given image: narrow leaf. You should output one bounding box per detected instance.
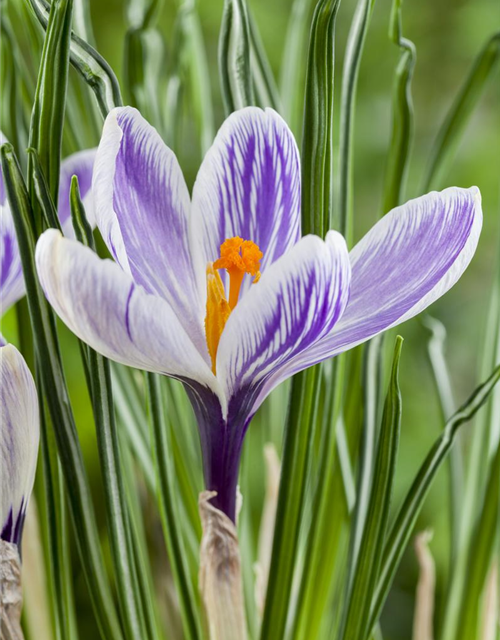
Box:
[27,0,73,206]
[218,0,254,113]
[340,337,403,640]
[26,0,123,117]
[301,0,341,237]
[370,363,500,634]
[382,0,415,213]
[260,366,321,640]
[146,373,203,640]
[337,0,376,243]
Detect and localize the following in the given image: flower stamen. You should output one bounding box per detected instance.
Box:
[213,237,263,309]
[205,237,263,373]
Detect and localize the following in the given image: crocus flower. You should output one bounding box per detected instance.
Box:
[35,106,482,521]
[0,343,39,547]
[0,132,96,317]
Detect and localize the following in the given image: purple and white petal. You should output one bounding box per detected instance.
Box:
[1,343,39,546]
[35,230,218,393]
[268,187,482,389]
[58,148,97,235]
[191,107,301,296]
[216,231,350,410]
[1,205,24,315]
[93,107,207,357]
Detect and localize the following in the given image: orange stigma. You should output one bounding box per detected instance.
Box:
[213,237,263,309]
[205,237,263,373]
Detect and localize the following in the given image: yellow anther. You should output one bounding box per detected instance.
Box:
[205,264,231,374]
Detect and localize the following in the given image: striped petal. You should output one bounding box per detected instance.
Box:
[58,148,97,235]
[93,107,206,356]
[216,231,351,414]
[191,107,301,298]
[1,205,24,315]
[1,343,39,546]
[35,230,217,392]
[269,187,482,387]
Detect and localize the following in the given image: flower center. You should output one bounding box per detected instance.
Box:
[205,237,263,373]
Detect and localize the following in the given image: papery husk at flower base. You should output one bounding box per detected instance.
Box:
[198,490,247,640]
[0,540,24,640]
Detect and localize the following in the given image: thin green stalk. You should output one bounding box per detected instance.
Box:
[27,0,73,207]
[369,363,500,635]
[345,336,384,591]
[280,0,316,134]
[260,366,321,640]
[441,235,500,640]
[382,0,415,214]
[146,373,203,640]
[290,357,348,640]
[168,0,215,155]
[455,443,500,640]
[340,337,403,640]
[248,10,281,111]
[422,316,463,563]
[301,0,341,237]
[218,0,254,113]
[111,363,155,491]
[123,27,164,131]
[120,440,165,640]
[1,144,123,640]
[422,31,500,192]
[0,18,22,154]
[337,0,376,243]
[38,394,78,640]
[26,0,123,117]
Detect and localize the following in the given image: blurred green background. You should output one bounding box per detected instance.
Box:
[1,0,499,637]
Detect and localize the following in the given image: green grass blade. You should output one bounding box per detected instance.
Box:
[248,10,281,111]
[422,31,500,192]
[422,316,463,562]
[370,363,500,635]
[441,242,500,640]
[218,0,254,113]
[111,364,156,491]
[290,358,350,640]
[260,366,321,640]
[176,0,215,155]
[337,0,376,243]
[301,0,341,237]
[123,27,164,131]
[381,0,415,214]
[38,398,79,640]
[455,443,500,640]
[1,144,123,640]
[26,0,123,117]
[0,17,23,154]
[120,440,165,640]
[28,148,63,232]
[340,336,385,604]
[146,373,203,640]
[27,0,73,207]
[339,337,403,640]
[280,0,316,134]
